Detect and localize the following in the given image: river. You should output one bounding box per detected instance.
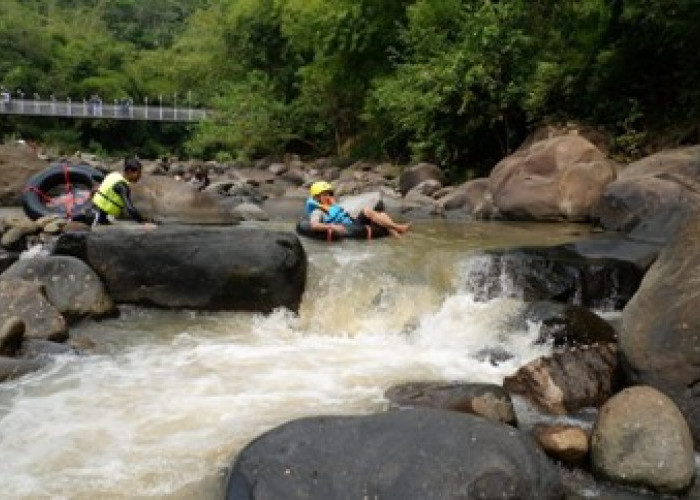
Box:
[0,220,600,499]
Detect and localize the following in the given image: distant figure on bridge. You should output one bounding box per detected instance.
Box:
[1,88,11,110]
[119,98,131,117]
[89,94,102,116]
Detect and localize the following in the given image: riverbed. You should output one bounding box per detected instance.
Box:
[0,220,599,498]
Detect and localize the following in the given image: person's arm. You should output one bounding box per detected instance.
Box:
[308,208,346,233]
[113,182,146,223]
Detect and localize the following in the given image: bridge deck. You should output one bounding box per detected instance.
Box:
[0,99,206,122]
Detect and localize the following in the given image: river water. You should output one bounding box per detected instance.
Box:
[0,220,598,499]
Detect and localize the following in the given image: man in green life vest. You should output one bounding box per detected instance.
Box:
[91,158,152,227]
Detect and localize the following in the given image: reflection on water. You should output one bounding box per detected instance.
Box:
[0,221,591,499]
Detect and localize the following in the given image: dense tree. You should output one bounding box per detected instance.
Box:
[0,0,699,172]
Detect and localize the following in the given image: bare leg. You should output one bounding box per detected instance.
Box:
[362,208,411,235]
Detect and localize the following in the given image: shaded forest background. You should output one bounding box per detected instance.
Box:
[1,0,699,179]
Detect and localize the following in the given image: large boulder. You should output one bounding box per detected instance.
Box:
[436,178,498,219]
[0,278,67,341]
[503,343,619,415]
[465,245,644,310]
[131,175,241,224]
[2,255,116,321]
[489,134,617,221]
[0,142,49,206]
[591,386,694,494]
[226,409,563,499]
[398,163,446,196]
[53,225,307,312]
[593,145,700,244]
[618,210,700,445]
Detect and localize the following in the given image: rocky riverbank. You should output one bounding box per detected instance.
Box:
[3,127,700,497]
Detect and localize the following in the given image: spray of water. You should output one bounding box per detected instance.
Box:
[0,227,557,499]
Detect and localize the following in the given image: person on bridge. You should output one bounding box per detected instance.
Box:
[90,158,153,227]
[305,181,410,238]
[1,88,11,110]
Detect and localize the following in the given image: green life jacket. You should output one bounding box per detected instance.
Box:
[92,171,128,216]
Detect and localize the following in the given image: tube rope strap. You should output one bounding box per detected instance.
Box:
[23,163,95,220]
[62,163,73,219]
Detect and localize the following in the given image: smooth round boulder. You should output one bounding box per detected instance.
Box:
[488,134,616,221]
[619,210,700,445]
[0,278,67,341]
[591,386,694,494]
[227,409,562,499]
[2,255,115,321]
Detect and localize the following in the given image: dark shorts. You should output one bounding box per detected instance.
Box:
[354,199,385,225]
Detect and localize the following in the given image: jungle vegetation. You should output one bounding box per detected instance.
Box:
[1,0,699,177]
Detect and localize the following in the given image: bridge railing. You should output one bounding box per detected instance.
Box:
[0,99,206,122]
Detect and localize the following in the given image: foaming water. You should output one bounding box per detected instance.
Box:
[0,221,588,499]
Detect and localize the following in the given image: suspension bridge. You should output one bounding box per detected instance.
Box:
[0,98,207,122]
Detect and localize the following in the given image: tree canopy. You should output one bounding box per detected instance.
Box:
[1,0,700,176]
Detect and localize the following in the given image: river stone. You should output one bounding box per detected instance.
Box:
[384,382,517,425]
[0,249,18,274]
[503,343,618,415]
[0,316,24,356]
[0,356,44,382]
[534,424,589,465]
[0,278,67,341]
[471,245,644,310]
[592,146,700,244]
[398,163,446,196]
[53,225,307,312]
[2,255,116,321]
[523,301,617,347]
[489,134,615,221]
[618,210,700,446]
[0,142,50,206]
[226,409,562,500]
[591,386,695,494]
[130,175,242,224]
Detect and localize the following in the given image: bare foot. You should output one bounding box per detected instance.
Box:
[389,229,402,238]
[395,223,411,234]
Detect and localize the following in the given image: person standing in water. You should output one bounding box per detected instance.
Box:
[305,181,410,237]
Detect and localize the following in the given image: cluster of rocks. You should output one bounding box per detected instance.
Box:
[229,292,698,498]
[4,132,700,497]
[0,225,307,385]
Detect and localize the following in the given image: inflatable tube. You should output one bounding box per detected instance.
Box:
[295,218,390,242]
[22,163,105,220]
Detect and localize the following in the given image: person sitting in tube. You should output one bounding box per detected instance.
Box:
[305,181,410,238]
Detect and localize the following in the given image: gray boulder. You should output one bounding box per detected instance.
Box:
[398,163,446,196]
[2,255,115,321]
[618,210,700,445]
[591,386,694,494]
[226,409,562,499]
[384,382,517,425]
[53,225,307,312]
[0,278,67,341]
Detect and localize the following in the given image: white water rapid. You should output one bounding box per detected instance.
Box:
[0,221,592,499]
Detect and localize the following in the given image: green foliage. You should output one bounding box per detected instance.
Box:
[1,0,700,166]
[186,71,289,158]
